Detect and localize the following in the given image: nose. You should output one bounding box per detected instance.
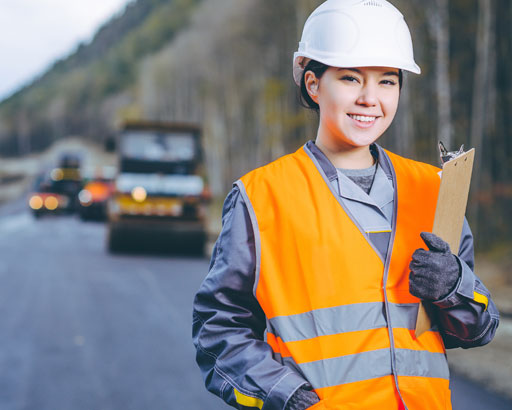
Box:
[356,82,378,107]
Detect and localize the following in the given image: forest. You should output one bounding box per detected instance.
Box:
[0,0,510,247]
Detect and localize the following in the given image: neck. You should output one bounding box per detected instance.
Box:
[315,135,375,169]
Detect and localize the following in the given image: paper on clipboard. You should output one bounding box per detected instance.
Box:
[415,147,475,337]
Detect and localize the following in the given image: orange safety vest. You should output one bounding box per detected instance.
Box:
[238,144,451,409]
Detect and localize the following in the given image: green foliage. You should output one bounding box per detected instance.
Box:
[0,0,202,155]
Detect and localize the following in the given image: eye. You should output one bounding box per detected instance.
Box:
[341,75,359,83]
[380,79,397,86]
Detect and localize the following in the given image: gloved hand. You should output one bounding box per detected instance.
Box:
[285,385,320,410]
[409,232,461,301]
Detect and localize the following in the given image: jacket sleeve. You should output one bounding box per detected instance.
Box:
[432,218,500,348]
[192,186,309,409]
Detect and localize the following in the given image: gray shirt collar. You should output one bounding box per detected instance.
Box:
[336,165,393,210]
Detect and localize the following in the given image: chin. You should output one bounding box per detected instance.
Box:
[347,134,381,148]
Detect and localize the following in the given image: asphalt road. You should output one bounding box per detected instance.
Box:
[0,205,510,410]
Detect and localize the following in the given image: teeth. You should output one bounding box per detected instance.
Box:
[348,114,376,122]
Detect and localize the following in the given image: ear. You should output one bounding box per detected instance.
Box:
[304,71,319,104]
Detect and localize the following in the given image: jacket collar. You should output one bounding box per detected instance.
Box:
[305,140,393,183]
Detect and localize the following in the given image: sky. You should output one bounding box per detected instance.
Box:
[0,0,134,101]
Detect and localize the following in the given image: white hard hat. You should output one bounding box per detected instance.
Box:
[293,0,421,85]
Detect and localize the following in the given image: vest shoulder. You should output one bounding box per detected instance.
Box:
[384,149,441,176]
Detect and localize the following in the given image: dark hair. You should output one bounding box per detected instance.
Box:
[299,60,329,111]
[299,60,403,112]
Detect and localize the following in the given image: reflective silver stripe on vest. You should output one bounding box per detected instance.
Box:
[298,348,392,387]
[288,348,448,389]
[395,349,450,379]
[268,302,421,342]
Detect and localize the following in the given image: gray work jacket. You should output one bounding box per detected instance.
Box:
[192,141,499,410]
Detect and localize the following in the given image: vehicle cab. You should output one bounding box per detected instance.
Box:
[107,121,210,253]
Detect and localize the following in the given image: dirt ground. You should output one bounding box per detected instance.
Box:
[447,253,512,399]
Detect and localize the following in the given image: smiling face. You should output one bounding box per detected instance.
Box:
[306,66,400,158]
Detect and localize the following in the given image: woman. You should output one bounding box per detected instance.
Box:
[193,1,499,409]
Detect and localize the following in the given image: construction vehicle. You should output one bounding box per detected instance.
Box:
[29,153,83,217]
[78,166,116,221]
[107,121,210,253]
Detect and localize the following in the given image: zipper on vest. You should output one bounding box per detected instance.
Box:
[381,152,408,410]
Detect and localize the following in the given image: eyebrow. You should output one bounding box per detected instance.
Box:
[337,68,399,77]
[383,71,400,77]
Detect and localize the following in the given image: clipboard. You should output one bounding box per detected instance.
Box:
[415,148,475,337]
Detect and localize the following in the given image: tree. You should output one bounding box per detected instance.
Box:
[469,0,494,231]
[428,0,452,149]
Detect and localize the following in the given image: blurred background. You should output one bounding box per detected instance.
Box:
[0,0,510,409]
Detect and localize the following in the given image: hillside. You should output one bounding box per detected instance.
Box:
[0,0,202,156]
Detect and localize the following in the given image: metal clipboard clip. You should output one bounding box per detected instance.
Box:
[438,141,466,165]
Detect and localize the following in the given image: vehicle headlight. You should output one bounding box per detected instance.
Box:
[78,189,93,205]
[131,186,147,202]
[44,196,59,210]
[29,195,43,210]
[51,168,64,181]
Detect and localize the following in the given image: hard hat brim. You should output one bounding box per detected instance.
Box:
[293,53,421,86]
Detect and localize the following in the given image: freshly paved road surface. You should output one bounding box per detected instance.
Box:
[0,209,228,410]
[0,204,510,410]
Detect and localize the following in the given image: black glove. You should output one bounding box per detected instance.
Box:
[409,232,461,301]
[285,385,320,410]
